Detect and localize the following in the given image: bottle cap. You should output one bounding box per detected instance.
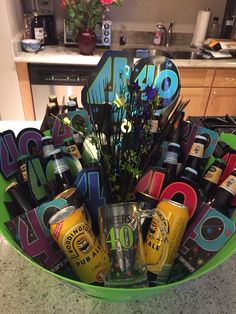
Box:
[41,136,53,142]
[63,136,74,144]
[184,167,198,176]
[17,155,27,162]
[168,143,180,148]
[67,100,76,107]
[5,181,19,192]
[195,135,207,141]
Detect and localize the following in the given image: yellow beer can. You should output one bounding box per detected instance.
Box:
[143,199,189,284]
[49,205,108,284]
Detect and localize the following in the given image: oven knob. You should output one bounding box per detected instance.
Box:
[104,37,110,43]
[104,30,109,36]
[104,23,110,29]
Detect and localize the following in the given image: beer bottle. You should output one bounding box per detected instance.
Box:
[69,95,79,108]
[5,181,33,214]
[16,155,36,207]
[200,158,226,201]
[208,168,236,216]
[162,142,180,185]
[185,135,207,172]
[66,100,77,112]
[48,148,75,191]
[41,136,56,158]
[40,102,59,134]
[63,136,83,169]
[48,95,59,108]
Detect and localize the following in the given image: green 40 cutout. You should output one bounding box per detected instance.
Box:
[106,225,134,251]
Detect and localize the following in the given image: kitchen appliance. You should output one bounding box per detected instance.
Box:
[28,63,96,120]
[64,19,112,47]
[221,0,236,38]
[21,0,58,45]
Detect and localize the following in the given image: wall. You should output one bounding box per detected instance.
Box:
[55,0,227,34]
[108,0,227,32]
[0,0,24,120]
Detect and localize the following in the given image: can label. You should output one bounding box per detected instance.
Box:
[66,144,81,159]
[189,142,204,158]
[220,175,236,196]
[204,165,223,184]
[63,222,106,283]
[143,200,189,283]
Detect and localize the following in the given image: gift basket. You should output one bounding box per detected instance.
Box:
[0,51,236,302]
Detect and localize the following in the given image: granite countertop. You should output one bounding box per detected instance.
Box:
[0,235,235,314]
[14,44,236,68]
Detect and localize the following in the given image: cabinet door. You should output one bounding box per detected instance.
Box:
[213,69,236,87]
[178,68,214,87]
[205,88,236,116]
[180,87,211,118]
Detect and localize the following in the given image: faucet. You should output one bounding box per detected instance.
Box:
[166,21,175,47]
[157,21,175,46]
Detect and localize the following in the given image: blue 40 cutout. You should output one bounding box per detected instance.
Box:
[82,50,180,109]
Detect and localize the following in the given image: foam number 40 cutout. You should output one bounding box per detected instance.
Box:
[131,55,180,111]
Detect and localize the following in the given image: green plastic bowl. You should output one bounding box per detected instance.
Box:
[0,173,236,302]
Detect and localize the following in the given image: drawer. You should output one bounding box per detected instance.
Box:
[213,69,236,87]
[178,68,215,87]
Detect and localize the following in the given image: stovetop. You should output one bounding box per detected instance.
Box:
[188,115,236,134]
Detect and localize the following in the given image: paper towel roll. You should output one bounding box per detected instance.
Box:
[191,9,211,47]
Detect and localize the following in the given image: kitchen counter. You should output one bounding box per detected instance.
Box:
[0,235,235,314]
[14,44,236,68]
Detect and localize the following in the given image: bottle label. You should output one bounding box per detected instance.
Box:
[34,27,44,42]
[66,144,81,159]
[150,120,159,133]
[220,175,236,196]
[165,151,178,164]
[189,142,204,158]
[53,158,69,174]
[204,166,223,184]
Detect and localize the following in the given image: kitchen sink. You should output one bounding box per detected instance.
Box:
[122,48,202,59]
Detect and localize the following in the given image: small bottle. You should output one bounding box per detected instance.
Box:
[208,17,221,38]
[153,23,162,46]
[185,135,207,173]
[208,168,236,216]
[41,136,56,158]
[48,148,75,191]
[63,136,84,170]
[31,11,44,44]
[200,158,226,201]
[5,181,33,214]
[23,14,32,39]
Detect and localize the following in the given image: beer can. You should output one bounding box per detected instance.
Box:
[143,199,189,284]
[54,187,92,227]
[49,205,108,284]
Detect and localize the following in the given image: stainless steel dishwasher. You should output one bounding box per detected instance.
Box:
[28,63,96,120]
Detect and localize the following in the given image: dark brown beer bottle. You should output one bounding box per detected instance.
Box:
[31,11,44,44]
[41,136,56,158]
[48,148,75,191]
[5,181,33,214]
[162,142,180,185]
[200,158,226,201]
[185,135,207,172]
[40,102,59,134]
[208,168,236,216]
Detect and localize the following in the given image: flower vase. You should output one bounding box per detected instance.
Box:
[78,29,96,55]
